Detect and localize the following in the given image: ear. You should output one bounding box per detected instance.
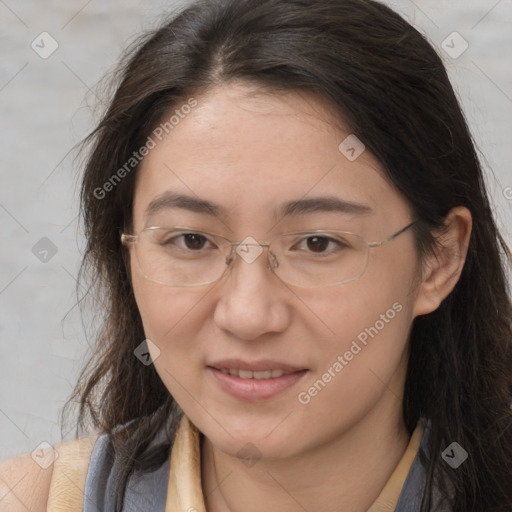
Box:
[412,206,472,317]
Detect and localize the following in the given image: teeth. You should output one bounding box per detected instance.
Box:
[253,370,271,379]
[219,369,286,379]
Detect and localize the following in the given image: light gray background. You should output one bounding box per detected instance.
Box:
[1,0,511,461]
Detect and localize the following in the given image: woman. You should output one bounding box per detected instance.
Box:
[1,0,511,511]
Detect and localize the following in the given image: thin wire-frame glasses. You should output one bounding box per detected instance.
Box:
[121,220,418,288]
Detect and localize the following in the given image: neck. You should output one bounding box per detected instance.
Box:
[200,392,410,512]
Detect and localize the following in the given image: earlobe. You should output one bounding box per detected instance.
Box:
[412,206,472,317]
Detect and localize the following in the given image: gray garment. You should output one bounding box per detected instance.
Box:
[395,424,451,512]
[82,433,171,511]
[83,420,444,512]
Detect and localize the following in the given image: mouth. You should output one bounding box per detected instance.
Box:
[214,368,293,379]
[207,359,308,401]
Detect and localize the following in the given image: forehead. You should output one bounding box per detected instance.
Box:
[132,82,411,231]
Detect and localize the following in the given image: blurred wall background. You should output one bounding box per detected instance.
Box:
[1,0,511,460]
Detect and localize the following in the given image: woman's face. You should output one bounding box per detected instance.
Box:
[129,82,426,459]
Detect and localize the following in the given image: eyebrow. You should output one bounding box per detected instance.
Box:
[145,191,374,220]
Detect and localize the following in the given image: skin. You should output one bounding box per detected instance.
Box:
[128,81,472,512]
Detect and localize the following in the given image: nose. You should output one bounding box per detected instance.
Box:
[212,242,291,340]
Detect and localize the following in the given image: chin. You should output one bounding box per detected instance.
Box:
[199,414,303,460]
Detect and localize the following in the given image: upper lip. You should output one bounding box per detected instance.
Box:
[208,358,306,374]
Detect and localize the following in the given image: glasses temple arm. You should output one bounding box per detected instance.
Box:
[121,233,137,244]
[367,220,419,248]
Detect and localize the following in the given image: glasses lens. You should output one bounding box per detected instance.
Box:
[132,228,370,288]
[135,228,229,286]
[270,231,369,288]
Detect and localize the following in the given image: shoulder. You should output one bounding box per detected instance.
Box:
[0,435,99,512]
[0,451,53,512]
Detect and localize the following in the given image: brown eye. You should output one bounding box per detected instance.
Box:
[291,235,347,255]
[182,233,208,250]
[156,231,215,252]
[306,236,330,252]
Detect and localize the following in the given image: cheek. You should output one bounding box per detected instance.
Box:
[296,251,417,415]
[304,283,411,380]
[130,270,209,387]
[130,257,207,338]
[289,314,409,456]
[302,246,416,356]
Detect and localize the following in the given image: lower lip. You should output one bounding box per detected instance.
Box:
[208,367,308,401]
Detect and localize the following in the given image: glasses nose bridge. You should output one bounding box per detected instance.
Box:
[224,239,278,270]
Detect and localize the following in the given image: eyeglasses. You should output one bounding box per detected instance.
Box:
[121,220,418,288]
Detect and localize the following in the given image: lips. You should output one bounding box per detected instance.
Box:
[207,358,308,401]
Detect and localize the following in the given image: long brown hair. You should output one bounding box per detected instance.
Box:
[63,1,512,510]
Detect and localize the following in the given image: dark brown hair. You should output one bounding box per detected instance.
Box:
[63,0,512,510]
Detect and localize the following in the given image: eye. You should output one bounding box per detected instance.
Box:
[172,232,214,251]
[180,233,210,250]
[292,234,349,254]
[156,230,216,251]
